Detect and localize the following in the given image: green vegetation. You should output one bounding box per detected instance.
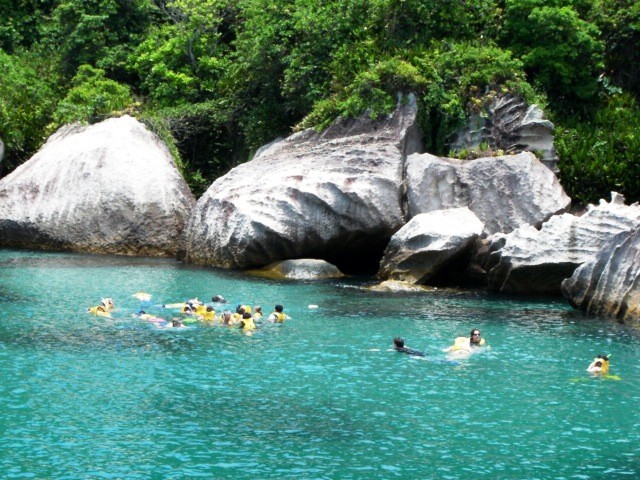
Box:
[0,0,638,202]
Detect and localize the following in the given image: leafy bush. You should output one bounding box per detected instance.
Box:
[556,92,640,204]
[51,65,134,128]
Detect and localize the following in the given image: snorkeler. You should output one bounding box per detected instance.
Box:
[444,328,487,356]
[393,337,426,357]
[587,354,610,374]
[268,304,287,323]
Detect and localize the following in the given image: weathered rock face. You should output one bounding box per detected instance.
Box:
[448,94,559,171]
[561,226,640,322]
[405,151,570,235]
[0,115,195,256]
[250,258,344,280]
[378,207,484,284]
[486,193,640,295]
[182,94,422,269]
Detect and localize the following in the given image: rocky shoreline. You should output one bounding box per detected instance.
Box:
[1,96,639,323]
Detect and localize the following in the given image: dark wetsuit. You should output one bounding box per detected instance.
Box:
[395,346,426,357]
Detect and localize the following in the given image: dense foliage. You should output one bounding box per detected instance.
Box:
[0,0,638,202]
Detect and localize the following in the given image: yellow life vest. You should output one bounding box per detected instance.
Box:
[272,312,286,323]
[88,305,111,318]
[241,305,252,314]
[242,317,256,332]
[201,309,216,321]
[194,305,207,316]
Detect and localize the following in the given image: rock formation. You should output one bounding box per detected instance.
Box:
[448,94,558,171]
[182,94,422,270]
[0,115,195,256]
[486,193,640,294]
[378,207,484,284]
[562,226,640,322]
[405,151,570,235]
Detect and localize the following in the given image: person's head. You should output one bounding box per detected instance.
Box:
[275,304,283,313]
[206,306,214,312]
[254,305,262,313]
[243,312,251,319]
[236,305,245,314]
[172,318,183,327]
[212,295,226,303]
[470,329,481,344]
[394,337,405,348]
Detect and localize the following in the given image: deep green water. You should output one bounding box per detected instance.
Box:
[0,249,639,480]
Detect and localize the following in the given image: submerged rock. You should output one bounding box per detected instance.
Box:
[182,94,422,269]
[487,193,640,295]
[0,115,195,256]
[378,207,484,284]
[405,151,570,235]
[562,226,640,322]
[366,280,434,293]
[249,258,344,280]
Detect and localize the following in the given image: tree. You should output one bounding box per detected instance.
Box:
[502,0,604,109]
[0,49,60,175]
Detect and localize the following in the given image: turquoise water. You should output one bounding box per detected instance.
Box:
[0,249,639,479]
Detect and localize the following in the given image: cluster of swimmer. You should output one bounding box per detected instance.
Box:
[395,330,613,376]
[87,293,289,334]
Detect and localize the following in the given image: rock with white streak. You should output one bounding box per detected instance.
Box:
[378,208,484,284]
[0,115,195,256]
[487,193,640,294]
[405,151,570,235]
[562,226,640,322]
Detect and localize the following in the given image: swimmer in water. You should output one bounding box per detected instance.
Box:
[587,354,610,375]
[393,337,426,357]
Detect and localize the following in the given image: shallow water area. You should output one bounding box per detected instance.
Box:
[1,248,639,479]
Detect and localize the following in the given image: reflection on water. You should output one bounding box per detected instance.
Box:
[0,248,639,479]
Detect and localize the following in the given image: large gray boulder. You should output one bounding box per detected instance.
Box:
[487,193,640,294]
[405,151,570,235]
[448,94,559,171]
[182,94,422,269]
[561,226,640,322]
[0,115,195,256]
[378,207,484,284]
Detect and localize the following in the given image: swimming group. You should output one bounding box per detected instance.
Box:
[394,329,615,378]
[86,292,289,335]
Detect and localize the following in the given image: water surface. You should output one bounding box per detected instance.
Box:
[0,249,638,479]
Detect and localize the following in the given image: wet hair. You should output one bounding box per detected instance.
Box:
[206,306,213,312]
[470,329,480,337]
[212,295,226,303]
[597,354,610,361]
[242,312,252,319]
[254,305,262,313]
[394,337,405,348]
[275,304,283,313]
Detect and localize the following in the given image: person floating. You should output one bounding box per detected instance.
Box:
[393,337,426,356]
[239,312,257,334]
[253,305,263,321]
[212,295,227,303]
[268,304,287,323]
[199,306,216,322]
[587,354,610,375]
[444,328,486,356]
[87,297,115,318]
